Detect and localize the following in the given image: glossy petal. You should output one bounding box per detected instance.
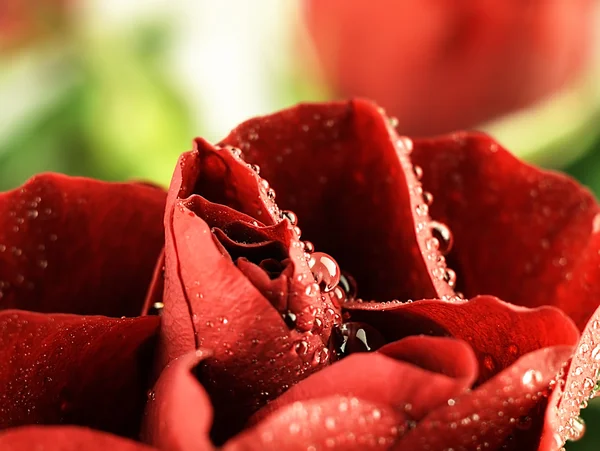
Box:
[251,336,478,424]
[0,426,156,451]
[154,139,340,442]
[220,98,454,303]
[224,395,404,451]
[542,304,600,448]
[305,0,595,135]
[399,346,573,450]
[0,174,165,317]
[413,133,600,329]
[346,295,579,384]
[142,350,215,451]
[0,310,159,437]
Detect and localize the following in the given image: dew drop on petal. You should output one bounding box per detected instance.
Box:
[308,252,340,293]
[333,322,386,358]
[430,221,454,255]
[281,210,298,225]
[413,165,423,180]
[522,369,543,387]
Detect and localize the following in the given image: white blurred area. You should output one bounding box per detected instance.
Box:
[1,0,600,166]
[78,0,318,142]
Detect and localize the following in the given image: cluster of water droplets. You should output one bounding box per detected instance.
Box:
[388,116,460,301]
[0,188,56,302]
[550,318,600,448]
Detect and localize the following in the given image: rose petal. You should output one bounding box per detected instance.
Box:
[0,174,165,317]
[399,346,573,450]
[251,336,478,424]
[542,304,600,448]
[142,350,215,451]
[305,0,594,136]
[219,98,455,303]
[224,395,405,451]
[155,141,340,442]
[346,295,579,384]
[412,133,600,329]
[0,310,159,438]
[0,426,156,451]
[378,335,478,381]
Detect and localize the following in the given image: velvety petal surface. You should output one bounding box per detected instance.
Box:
[0,310,159,438]
[0,174,165,317]
[224,395,404,451]
[220,98,455,304]
[399,346,573,450]
[142,350,215,451]
[251,336,478,424]
[346,295,579,384]
[413,133,600,329]
[0,426,156,451]
[155,139,341,442]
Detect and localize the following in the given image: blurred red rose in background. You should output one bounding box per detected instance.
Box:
[0,0,71,50]
[304,0,596,136]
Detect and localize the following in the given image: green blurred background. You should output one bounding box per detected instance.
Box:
[1,1,600,448]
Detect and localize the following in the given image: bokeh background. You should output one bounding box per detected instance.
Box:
[1,1,600,448]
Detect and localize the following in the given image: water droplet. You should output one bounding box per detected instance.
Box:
[507,344,519,356]
[423,191,434,205]
[568,417,586,442]
[415,203,429,216]
[267,188,276,200]
[483,354,496,372]
[522,369,542,387]
[302,241,314,253]
[308,252,340,293]
[250,164,260,174]
[443,268,457,288]
[413,165,423,180]
[591,345,600,361]
[338,272,357,300]
[305,282,320,297]
[281,210,298,225]
[430,221,453,255]
[282,311,297,329]
[37,259,48,269]
[333,322,386,358]
[294,340,309,356]
[230,147,242,158]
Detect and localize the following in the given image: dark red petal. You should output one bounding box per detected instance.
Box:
[378,335,478,381]
[0,310,159,438]
[251,336,477,424]
[0,174,165,317]
[155,141,340,442]
[399,346,573,450]
[543,304,600,447]
[345,295,579,384]
[219,98,454,303]
[142,350,215,451]
[224,395,405,451]
[412,133,600,329]
[0,426,156,451]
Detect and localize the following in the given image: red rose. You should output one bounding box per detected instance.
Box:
[0,0,71,50]
[304,0,596,136]
[1,99,599,450]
